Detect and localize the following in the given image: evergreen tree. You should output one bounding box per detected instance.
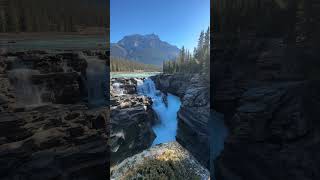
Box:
[0,0,107,32]
[162,27,210,75]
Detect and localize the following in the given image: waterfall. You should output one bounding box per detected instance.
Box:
[137,78,181,145]
[85,57,107,107]
[8,69,43,106]
[62,61,72,73]
[112,82,125,95]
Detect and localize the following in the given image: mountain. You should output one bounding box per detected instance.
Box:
[111,34,180,65]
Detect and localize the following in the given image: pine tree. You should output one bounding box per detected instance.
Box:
[203,27,210,73]
[195,31,205,63]
[162,27,210,75]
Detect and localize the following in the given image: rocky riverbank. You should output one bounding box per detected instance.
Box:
[151,73,210,167]
[110,78,156,165]
[0,50,109,179]
[212,35,320,180]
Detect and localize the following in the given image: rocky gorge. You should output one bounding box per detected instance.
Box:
[212,34,320,180]
[0,50,109,180]
[110,74,210,179]
[151,73,211,168]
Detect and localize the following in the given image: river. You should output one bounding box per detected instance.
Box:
[136,78,181,145]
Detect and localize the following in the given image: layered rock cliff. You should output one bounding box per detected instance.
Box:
[0,50,109,180]
[111,142,209,180]
[110,78,156,165]
[152,73,210,167]
[212,34,320,180]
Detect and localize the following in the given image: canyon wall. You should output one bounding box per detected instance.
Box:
[152,73,210,167]
[212,33,320,180]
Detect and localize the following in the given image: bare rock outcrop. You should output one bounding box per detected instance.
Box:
[111,142,210,180]
[110,78,156,165]
[0,50,109,180]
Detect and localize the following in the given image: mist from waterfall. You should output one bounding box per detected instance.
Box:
[8,69,43,106]
[85,56,108,107]
[137,78,181,145]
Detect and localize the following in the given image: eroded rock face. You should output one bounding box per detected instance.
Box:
[214,81,320,180]
[0,50,109,180]
[151,74,194,98]
[32,72,82,104]
[110,78,156,165]
[2,50,108,105]
[110,78,139,95]
[212,34,320,180]
[111,142,210,180]
[152,73,210,167]
[0,105,109,180]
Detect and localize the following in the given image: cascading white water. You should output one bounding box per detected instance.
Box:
[137,78,181,145]
[8,69,43,106]
[62,61,72,73]
[112,82,125,95]
[85,57,107,107]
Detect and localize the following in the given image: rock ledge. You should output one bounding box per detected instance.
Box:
[111,141,209,180]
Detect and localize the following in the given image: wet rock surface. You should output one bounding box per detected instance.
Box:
[152,73,210,167]
[0,50,109,180]
[111,142,210,180]
[110,78,156,165]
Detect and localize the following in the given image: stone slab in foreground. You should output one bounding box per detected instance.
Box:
[111,141,209,180]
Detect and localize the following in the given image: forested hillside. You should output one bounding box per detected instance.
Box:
[0,0,107,32]
[111,57,161,72]
[163,27,210,74]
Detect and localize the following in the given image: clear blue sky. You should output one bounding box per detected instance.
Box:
[110,0,210,51]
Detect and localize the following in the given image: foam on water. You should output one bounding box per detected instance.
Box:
[137,78,181,145]
[112,82,125,95]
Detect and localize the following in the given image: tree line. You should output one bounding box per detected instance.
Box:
[110,57,161,72]
[163,27,210,74]
[213,0,320,80]
[0,0,107,32]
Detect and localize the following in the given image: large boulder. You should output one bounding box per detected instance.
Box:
[111,142,210,180]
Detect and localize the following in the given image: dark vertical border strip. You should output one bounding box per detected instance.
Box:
[209,1,214,179]
[210,0,214,110]
[106,0,111,179]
